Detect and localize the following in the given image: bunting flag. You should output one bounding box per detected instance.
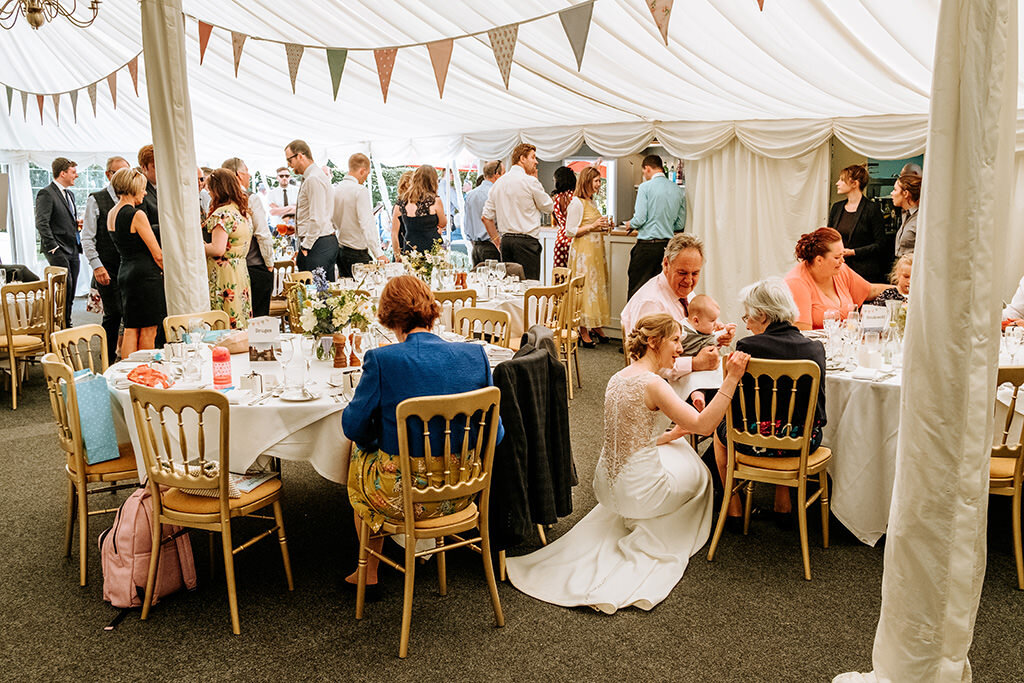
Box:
[326,48,347,101]
[128,56,139,95]
[36,95,44,124]
[231,31,247,77]
[488,24,518,89]
[107,71,117,109]
[427,39,453,98]
[198,21,213,64]
[559,2,593,71]
[373,48,397,103]
[51,94,60,125]
[5,85,11,116]
[87,82,97,116]
[70,89,78,122]
[21,91,28,121]
[757,0,765,9]
[647,0,674,45]
[285,43,304,93]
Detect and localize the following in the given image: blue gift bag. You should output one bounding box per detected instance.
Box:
[62,369,120,465]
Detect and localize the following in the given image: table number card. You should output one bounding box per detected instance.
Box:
[860,305,887,333]
[249,316,281,362]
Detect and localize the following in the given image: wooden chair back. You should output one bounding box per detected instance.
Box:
[272,260,297,297]
[394,387,502,530]
[129,384,231,499]
[434,289,477,310]
[566,274,586,332]
[453,307,511,347]
[44,266,68,336]
[51,324,109,373]
[725,358,821,473]
[993,366,1024,474]
[284,282,305,333]
[286,271,313,285]
[522,282,567,330]
[551,266,570,285]
[41,353,82,459]
[163,310,231,343]
[1,280,49,341]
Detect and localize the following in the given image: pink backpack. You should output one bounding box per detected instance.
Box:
[100,486,197,610]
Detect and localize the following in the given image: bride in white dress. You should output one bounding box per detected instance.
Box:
[507,313,749,613]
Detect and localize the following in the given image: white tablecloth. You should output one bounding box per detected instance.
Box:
[105,352,352,484]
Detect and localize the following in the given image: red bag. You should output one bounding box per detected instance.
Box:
[99,487,197,609]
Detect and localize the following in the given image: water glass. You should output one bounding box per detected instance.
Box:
[0,269,6,287]
[187,317,206,346]
[273,337,294,388]
[182,347,203,384]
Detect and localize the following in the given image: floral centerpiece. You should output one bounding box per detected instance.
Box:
[298,268,376,358]
[404,239,451,285]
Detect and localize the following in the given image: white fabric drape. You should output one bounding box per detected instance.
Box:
[140,0,208,316]
[686,138,829,326]
[0,155,38,266]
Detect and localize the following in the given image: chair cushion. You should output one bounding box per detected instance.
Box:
[67,442,138,476]
[162,478,282,514]
[0,334,45,351]
[991,456,1021,480]
[737,446,831,472]
[411,502,478,529]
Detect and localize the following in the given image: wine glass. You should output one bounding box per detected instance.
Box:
[822,309,840,357]
[187,317,206,346]
[273,337,294,389]
[1005,326,1024,363]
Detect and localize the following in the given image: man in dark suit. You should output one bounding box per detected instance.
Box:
[137,144,159,235]
[35,157,81,327]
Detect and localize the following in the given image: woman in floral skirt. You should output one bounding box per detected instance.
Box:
[203,168,253,328]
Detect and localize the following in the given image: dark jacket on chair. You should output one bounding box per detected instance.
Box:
[827,198,889,283]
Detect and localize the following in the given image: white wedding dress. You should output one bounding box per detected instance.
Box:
[506,370,713,614]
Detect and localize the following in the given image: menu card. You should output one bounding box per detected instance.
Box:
[248,316,281,362]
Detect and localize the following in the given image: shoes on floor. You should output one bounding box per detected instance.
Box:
[580,339,597,349]
[594,332,611,344]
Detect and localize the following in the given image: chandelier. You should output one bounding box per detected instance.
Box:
[0,0,101,30]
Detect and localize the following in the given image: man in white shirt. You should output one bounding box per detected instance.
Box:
[82,155,130,362]
[463,160,503,266]
[222,157,275,316]
[482,143,554,280]
[333,153,385,278]
[268,166,297,221]
[285,139,338,280]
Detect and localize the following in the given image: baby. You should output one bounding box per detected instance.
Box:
[680,294,733,356]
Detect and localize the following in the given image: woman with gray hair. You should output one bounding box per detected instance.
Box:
[712,277,827,529]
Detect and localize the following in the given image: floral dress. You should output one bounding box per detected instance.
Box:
[551,190,573,268]
[204,202,253,329]
[568,198,611,328]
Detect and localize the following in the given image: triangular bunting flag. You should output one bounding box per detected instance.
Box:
[757,0,765,9]
[373,48,397,103]
[487,24,518,89]
[87,83,97,116]
[21,91,28,121]
[128,56,139,95]
[231,32,247,77]
[426,40,453,98]
[326,48,348,101]
[52,94,60,125]
[36,95,44,124]
[285,43,304,94]
[647,0,674,45]
[107,71,117,109]
[559,2,593,71]
[70,89,78,122]
[5,86,12,116]
[198,21,213,64]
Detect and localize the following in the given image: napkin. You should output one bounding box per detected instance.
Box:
[223,389,251,405]
[850,367,878,381]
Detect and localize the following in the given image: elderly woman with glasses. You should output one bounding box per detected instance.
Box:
[713,277,827,529]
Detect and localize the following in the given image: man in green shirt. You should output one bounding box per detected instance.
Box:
[626,155,687,300]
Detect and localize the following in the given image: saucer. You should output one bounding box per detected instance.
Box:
[279,390,320,402]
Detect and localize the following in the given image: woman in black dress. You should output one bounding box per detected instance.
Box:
[399,164,447,254]
[106,167,165,356]
[827,164,889,283]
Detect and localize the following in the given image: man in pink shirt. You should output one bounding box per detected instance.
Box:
[621,233,734,381]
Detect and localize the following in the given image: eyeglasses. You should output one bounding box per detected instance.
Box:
[285,153,298,163]
[741,314,749,323]
[277,174,290,179]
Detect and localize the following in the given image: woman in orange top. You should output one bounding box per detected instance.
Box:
[784,227,894,330]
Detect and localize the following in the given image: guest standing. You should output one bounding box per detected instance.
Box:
[82,155,130,363]
[341,275,503,591]
[482,143,554,280]
[891,172,921,258]
[827,164,888,283]
[626,155,686,301]
[389,171,413,257]
[268,166,297,221]
[399,165,447,254]
[463,161,504,266]
[203,169,253,329]
[107,168,164,356]
[285,139,338,279]
[222,157,275,318]
[784,227,895,330]
[565,166,611,346]
[333,153,384,277]
[137,145,160,238]
[550,166,576,269]
[34,157,82,328]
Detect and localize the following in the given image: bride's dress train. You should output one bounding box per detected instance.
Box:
[506,371,712,614]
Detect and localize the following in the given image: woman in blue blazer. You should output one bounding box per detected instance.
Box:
[342,275,503,590]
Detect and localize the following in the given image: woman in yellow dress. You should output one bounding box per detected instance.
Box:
[203,168,253,329]
[565,165,611,346]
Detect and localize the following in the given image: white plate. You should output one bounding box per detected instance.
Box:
[279,391,321,402]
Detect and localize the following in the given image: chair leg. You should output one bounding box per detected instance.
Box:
[742,481,754,535]
[64,479,75,558]
[1013,490,1023,590]
[819,471,830,549]
[398,537,417,658]
[564,354,574,400]
[480,521,505,628]
[221,524,241,635]
[436,535,447,596]
[573,345,582,389]
[140,506,161,621]
[272,501,294,591]
[77,483,89,586]
[536,524,548,546]
[707,469,734,562]
[498,549,507,582]
[10,356,18,410]
[797,481,811,580]
[355,520,370,620]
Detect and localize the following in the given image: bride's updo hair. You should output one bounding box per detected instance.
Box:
[626,313,680,362]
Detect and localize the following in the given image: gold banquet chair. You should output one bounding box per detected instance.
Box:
[434,289,477,330]
[1,280,49,409]
[990,366,1024,589]
[284,281,305,333]
[44,265,68,342]
[556,274,585,399]
[129,385,293,634]
[41,354,138,586]
[550,266,570,285]
[162,310,231,343]
[355,387,504,658]
[51,324,109,374]
[522,282,567,330]
[286,270,314,286]
[453,306,511,348]
[706,358,832,580]
[269,260,297,322]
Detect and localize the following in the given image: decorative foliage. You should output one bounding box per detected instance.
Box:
[298,270,375,335]
[404,240,450,282]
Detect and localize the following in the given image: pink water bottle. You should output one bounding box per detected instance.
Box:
[212,346,232,389]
